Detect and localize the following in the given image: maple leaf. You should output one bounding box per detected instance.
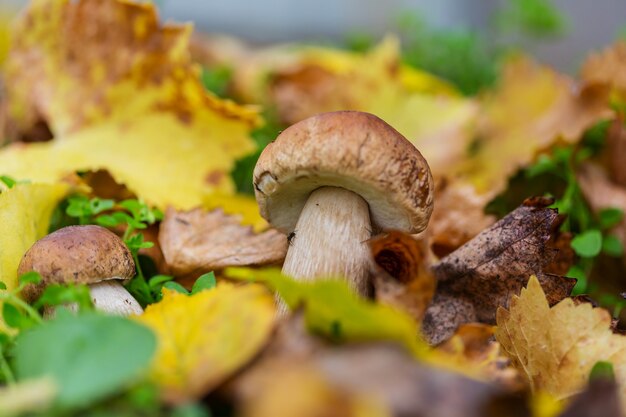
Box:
[423,197,575,344]
[368,231,435,324]
[0,0,260,211]
[495,275,626,408]
[455,56,611,196]
[135,283,275,404]
[158,207,287,277]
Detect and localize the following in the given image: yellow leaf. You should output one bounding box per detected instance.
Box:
[495,275,626,408]
[225,267,428,358]
[0,0,260,211]
[136,283,275,404]
[456,56,611,195]
[232,36,477,177]
[0,182,68,329]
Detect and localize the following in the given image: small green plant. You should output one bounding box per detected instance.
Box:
[162,272,217,296]
[63,195,164,306]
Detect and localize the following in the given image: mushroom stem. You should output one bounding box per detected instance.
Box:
[43,280,143,319]
[281,186,373,296]
[88,281,143,315]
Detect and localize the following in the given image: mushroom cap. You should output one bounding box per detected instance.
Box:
[18,225,135,301]
[253,111,434,234]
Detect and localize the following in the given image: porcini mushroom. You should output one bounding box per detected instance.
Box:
[253,111,434,297]
[18,225,142,316]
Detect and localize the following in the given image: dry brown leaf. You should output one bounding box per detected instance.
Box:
[428,180,497,258]
[495,275,626,408]
[422,197,575,344]
[369,231,435,323]
[159,207,287,277]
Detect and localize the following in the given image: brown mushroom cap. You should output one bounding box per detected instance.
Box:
[253,111,434,234]
[18,225,135,301]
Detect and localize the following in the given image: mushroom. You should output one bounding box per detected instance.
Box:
[253,111,434,297]
[18,225,143,316]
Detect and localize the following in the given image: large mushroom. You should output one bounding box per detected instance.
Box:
[18,225,143,316]
[253,111,434,297]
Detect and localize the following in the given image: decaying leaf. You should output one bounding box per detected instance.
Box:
[136,284,275,404]
[423,197,575,344]
[225,267,428,357]
[0,0,261,211]
[369,231,435,323]
[0,182,68,322]
[495,275,626,407]
[456,56,611,196]
[159,207,287,277]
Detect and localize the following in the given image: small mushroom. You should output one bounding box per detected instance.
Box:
[18,225,143,316]
[253,111,434,297]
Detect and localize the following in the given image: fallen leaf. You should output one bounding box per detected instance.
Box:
[606,119,626,187]
[136,283,275,404]
[577,163,626,250]
[236,358,391,417]
[230,340,518,417]
[0,182,68,329]
[230,36,478,178]
[0,0,260,211]
[225,267,428,357]
[159,207,287,277]
[581,41,626,101]
[369,231,435,323]
[436,323,524,391]
[495,275,626,407]
[428,180,497,258]
[423,197,575,344]
[456,56,611,196]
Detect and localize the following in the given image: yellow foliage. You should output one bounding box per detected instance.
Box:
[0,182,68,293]
[0,182,68,330]
[0,0,260,211]
[495,275,626,408]
[136,284,275,404]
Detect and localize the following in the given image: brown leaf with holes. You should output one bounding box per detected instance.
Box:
[369,231,435,324]
[159,207,287,277]
[422,197,575,344]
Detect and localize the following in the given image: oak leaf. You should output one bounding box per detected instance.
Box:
[0,0,260,211]
[136,283,275,404]
[495,275,626,408]
[159,207,287,277]
[423,197,575,344]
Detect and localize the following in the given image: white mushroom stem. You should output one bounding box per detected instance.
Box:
[43,280,143,319]
[88,281,144,315]
[282,186,373,296]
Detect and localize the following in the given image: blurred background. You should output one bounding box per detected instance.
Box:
[3,0,625,76]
